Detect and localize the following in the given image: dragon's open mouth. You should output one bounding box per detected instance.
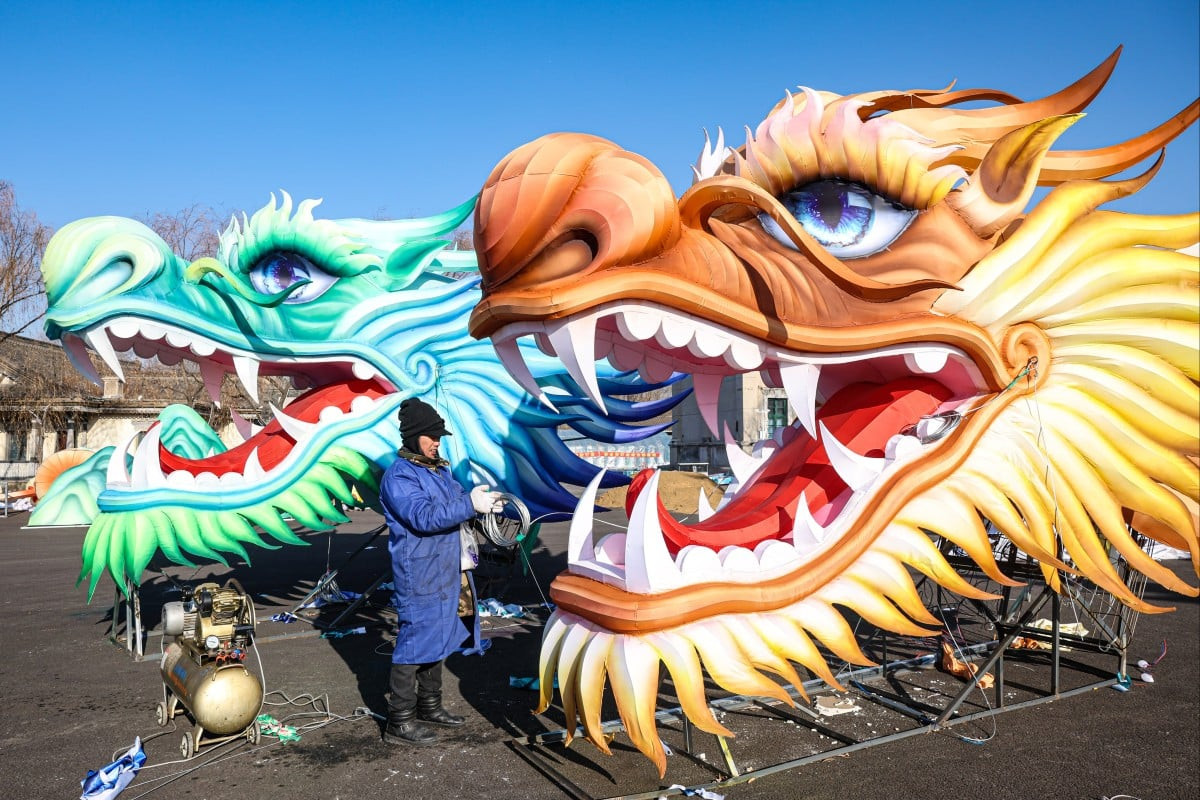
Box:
[62,315,398,491]
[492,301,994,594]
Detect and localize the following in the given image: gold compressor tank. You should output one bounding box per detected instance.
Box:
[157,579,264,758]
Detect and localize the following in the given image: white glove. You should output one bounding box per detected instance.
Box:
[470,485,503,514]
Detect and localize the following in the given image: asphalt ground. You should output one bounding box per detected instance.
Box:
[1,506,1196,800]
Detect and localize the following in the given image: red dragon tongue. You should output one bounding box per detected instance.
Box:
[625,377,951,553]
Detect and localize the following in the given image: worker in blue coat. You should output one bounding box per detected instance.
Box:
[380,397,502,746]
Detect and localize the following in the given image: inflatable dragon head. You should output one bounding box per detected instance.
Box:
[468,51,1200,773]
[40,194,683,598]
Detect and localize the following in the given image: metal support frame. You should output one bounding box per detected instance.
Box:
[289,524,389,628]
[508,546,1138,800]
[108,580,145,659]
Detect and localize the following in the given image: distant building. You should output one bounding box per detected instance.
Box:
[670,373,792,475]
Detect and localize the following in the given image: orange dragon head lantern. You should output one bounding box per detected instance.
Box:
[468,49,1200,774]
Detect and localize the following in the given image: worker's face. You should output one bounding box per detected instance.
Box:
[417,434,441,460]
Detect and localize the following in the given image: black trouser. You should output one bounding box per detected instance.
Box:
[388,660,443,716]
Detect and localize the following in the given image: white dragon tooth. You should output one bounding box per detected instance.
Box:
[623,470,684,593]
[109,319,140,339]
[493,336,558,413]
[656,312,694,349]
[199,359,224,407]
[616,308,660,342]
[790,493,827,550]
[755,539,801,572]
[190,338,216,357]
[232,354,261,403]
[165,469,195,489]
[318,405,345,422]
[718,545,758,579]
[535,332,554,356]
[885,433,923,463]
[218,471,246,488]
[688,323,729,359]
[779,362,821,439]
[724,336,764,370]
[638,352,674,383]
[751,438,779,459]
[85,327,125,382]
[567,468,606,567]
[62,334,103,386]
[697,486,716,522]
[229,408,253,442]
[593,533,626,567]
[692,373,724,439]
[724,422,767,487]
[242,447,267,481]
[139,321,166,341]
[194,472,220,489]
[131,426,167,489]
[165,329,191,349]
[270,402,316,442]
[608,341,643,372]
[904,348,949,375]
[546,316,607,414]
[675,545,723,581]
[106,429,138,486]
[819,421,886,492]
[350,395,376,414]
[351,360,379,381]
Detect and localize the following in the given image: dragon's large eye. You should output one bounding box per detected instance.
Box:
[760,180,917,259]
[248,251,338,303]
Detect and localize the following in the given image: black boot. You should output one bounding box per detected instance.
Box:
[383,709,438,746]
[417,696,465,727]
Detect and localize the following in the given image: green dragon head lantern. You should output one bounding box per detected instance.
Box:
[37,193,683,598]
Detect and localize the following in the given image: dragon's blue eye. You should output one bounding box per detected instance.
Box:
[248,252,338,303]
[759,180,917,259]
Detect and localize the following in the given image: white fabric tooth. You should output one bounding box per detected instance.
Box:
[675,545,723,581]
[593,533,626,567]
[140,321,165,340]
[696,487,716,522]
[131,426,167,489]
[751,438,779,459]
[230,408,253,442]
[724,337,764,370]
[193,472,220,489]
[232,354,261,403]
[218,471,245,488]
[624,471,684,593]
[351,360,378,381]
[109,319,139,339]
[885,433,923,463]
[819,421,885,492]
[190,338,216,357]
[199,359,224,407]
[535,332,554,356]
[688,323,728,359]
[243,447,267,481]
[608,342,643,372]
[755,539,801,572]
[350,395,376,414]
[616,308,660,342]
[547,316,607,413]
[718,545,758,579]
[85,327,125,381]
[271,403,316,442]
[493,337,557,412]
[724,423,766,487]
[638,352,674,383]
[567,468,606,567]
[790,493,827,549]
[62,334,103,386]
[166,470,195,489]
[656,313,694,349]
[165,329,191,349]
[691,373,724,438]
[904,348,948,374]
[779,362,820,439]
[318,406,345,422]
[106,429,138,486]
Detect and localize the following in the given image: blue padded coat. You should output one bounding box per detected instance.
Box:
[380,455,477,665]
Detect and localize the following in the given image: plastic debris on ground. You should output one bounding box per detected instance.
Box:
[269,612,299,624]
[509,676,558,690]
[80,737,145,799]
[663,785,725,799]
[477,597,526,618]
[256,714,301,743]
[814,695,858,716]
[321,626,367,639]
[299,590,362,610]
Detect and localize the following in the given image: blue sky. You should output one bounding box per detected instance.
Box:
[3,0,1197,231]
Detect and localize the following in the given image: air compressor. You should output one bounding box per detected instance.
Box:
[156,579,264,758]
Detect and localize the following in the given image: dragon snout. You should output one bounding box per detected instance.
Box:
[472,132,681,297]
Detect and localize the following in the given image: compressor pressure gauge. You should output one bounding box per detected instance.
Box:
[205,635,221,651]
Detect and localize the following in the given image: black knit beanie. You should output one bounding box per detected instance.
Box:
[399,398,452,452]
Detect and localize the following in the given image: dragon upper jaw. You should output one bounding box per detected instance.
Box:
[61,313,400,494]
[491,300,997,597]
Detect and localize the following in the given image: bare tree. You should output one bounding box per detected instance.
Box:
[140,203,224,262]
[0,182,53,341]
